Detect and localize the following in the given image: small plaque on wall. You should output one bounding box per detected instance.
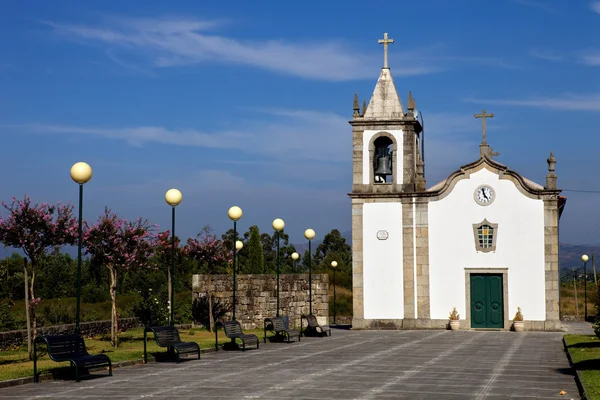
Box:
[376,230,389,240]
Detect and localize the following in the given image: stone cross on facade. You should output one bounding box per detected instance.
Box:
[378,32,395,69]
[474,109,494,144]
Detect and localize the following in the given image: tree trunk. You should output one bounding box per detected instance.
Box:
[30,268,37,350]
[23,261,32,360]
[109,268,119,347]
[207,274,214,332]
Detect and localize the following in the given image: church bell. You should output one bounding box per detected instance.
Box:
[374,154,392,176]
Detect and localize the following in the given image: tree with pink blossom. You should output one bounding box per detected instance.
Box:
[84,208,157,347]
[0,195,78,359]
[184,225,231,331]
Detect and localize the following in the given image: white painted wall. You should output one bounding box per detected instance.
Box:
[428,168,546,321]
[362,130,403,185]
[363,202,404,319]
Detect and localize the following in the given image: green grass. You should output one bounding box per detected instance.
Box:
[564,334,600,399]
[0,326,263,382]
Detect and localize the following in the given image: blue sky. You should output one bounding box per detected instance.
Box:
[0,0,599,246]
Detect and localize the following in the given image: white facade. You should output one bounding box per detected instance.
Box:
[362,202,404,319]
[428,168,546,321]
[362,130,403,185]
[350,43,561,331]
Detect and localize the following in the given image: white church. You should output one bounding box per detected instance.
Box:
[349,33,566,331]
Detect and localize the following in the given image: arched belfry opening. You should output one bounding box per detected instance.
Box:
[373,136,394,184]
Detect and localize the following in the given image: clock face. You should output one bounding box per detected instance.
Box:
[474,185,495,206]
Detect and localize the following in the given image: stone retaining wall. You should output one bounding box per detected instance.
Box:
[192,273,328,330]
[0,317,140,350]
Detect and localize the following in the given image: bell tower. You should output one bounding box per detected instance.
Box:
[349,32,424,194]
[349,32,425,329]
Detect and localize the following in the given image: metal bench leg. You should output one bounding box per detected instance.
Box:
[33,339,38,384]
[215,327,219,351]
[143,329,148,363]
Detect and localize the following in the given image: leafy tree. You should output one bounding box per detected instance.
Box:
[0,253,26,300]
[0,195,78,359]
[246,226,264,274]
[184,225,230,331]
[313,229,352,274]
[83,208,157,347]
[260,230,291,274]
[37,249,77,299]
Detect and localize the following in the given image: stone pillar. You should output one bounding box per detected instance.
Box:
[351,199,365,327]
[402,199,415,319]
[543,197,560,329]
[415,199,430,319]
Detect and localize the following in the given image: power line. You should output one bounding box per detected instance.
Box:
[562,189,600,193]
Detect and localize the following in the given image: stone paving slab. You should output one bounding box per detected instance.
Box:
[0,329,580,399]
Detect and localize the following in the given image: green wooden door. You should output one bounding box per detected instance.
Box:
[470,274,504,328]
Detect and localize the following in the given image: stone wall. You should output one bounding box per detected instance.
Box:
[192,273,328,330]
[0,317,140,351]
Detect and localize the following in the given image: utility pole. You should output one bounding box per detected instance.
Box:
[593,254,597,286]
[574,268,579,317]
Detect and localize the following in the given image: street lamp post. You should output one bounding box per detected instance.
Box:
[228,206,243,321]
[272,218,285,317]
[304,229,315,315]
[235,240,243,274]
[291,252,299,273]
[583,254,589,321]
[165,189,182,326]
[70,162,92,335]
[331,261,337,325]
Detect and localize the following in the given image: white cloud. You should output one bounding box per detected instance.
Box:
[580,50,600,66]
[463,93,600,112]
[43,16,438,81]
[42,16,517,81]
[529,47,563,62]
[591,1,600,14]
[2,108,491,172]
[511,0,556,13]
[2,109,351,163]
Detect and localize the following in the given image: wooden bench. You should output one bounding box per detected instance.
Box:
[215,320,259,351]
[33,334,112,383]
[301,314,331,337]
[143,326,200,363]
[263,316,300,343]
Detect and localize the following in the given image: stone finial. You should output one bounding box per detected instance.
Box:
[361,99,367,117]
[407,91,416,112]
[416,156,426,191]
[353,92,360,117]
[545,151,557,190]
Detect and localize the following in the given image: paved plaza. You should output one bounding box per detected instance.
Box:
[0,329,581,399]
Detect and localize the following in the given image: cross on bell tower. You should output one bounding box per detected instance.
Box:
[378,32,395,69]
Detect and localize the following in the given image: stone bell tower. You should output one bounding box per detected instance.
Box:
[349,32,425,328]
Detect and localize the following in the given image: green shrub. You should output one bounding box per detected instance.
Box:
[39,303,75,326]
[0,300,18,331]
[129,288,169,327]
[191,296,231,331]
[81,283,110,304]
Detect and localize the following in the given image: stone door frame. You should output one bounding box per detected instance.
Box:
[464,268,510,330]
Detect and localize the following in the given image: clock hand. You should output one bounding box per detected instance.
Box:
[482,190,488,200]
